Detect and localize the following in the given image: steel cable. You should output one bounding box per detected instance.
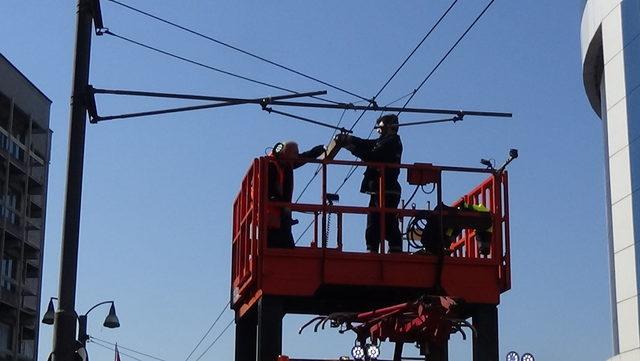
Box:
[398,0,497,113]
[89,337,169,361]
[102,30,341,105]
[192,319,235,361]
[89,339,146,361]
[105,0,371,103]
[183,301,231,361]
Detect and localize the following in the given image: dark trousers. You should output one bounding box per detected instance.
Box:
[366,193,402,252]
[267,210,295,248]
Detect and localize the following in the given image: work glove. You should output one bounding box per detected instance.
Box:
[310,145,325,154]
[334,134,352,146]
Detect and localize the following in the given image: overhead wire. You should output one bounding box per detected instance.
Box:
[105,0,371,103]
[183,301,231,361]
[192,319,235,361]
[295,0,499,244]
[292,0,459,206]
[398,0,498,113]
[102,30,343,104]
[336,0,499,195]
[347,0,460,132]
[89,338,146,361]
[89,337,168,361]
[294,94,413,245]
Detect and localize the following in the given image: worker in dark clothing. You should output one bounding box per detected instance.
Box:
[335,114,403,253]
[267,141,325,248]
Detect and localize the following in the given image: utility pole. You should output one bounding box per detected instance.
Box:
[52,0,98,359]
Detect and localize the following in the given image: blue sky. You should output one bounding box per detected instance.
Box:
[0,0,610,360]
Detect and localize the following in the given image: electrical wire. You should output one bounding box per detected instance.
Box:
[105,0,371,103]
[183,301,231,361]
[336,0,499,196]
[89,337,168,361]
[89,339,146,361]
[294,108,349,204]
[295,217,315,245]
[102,30,341,105]
[192,319,235,361]
[398,0,497,113]
[348,0,460,131]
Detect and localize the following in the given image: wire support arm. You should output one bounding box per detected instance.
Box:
[389,116,463,128]
[90,87,326,103]
[100,30,340,104]
[89,90,326,123]
[399,0,497,112]
[262,107,353,133]
[105,0,371,103]
[264,100,512,119]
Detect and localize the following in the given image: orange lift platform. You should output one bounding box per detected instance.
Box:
[231,157,511,361]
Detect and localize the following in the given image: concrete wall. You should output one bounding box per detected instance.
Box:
[582,1,640,360]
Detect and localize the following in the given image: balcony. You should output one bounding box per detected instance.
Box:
[0,280,19,307]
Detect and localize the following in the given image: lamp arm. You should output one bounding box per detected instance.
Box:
[83,300,114,317]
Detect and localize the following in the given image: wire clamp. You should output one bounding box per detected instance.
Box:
[96,27,109,36]
[260,97,273,111]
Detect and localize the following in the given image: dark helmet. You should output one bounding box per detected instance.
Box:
[377,114,398,127]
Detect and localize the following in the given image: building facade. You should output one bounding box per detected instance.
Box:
[0,54,51,361]
[581,1,640,360]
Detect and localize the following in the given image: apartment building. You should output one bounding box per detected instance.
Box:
[0,54,51,361]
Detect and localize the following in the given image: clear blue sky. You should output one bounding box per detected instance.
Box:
[0,0,609,360]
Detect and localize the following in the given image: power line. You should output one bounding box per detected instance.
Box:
[193,319,234,361]
[294,108,349,204]
[399,0,498,112]
[89,339,146,361]
[348,0,460,131]
[184,301,231,361]
[101,30,340,105]
[337,0,499,195]
[105,0,371,103]
[90,336,168,361]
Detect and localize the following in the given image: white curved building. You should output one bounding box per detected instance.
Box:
[581,1,640,360]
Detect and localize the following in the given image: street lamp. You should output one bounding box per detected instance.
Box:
[42,297,120,346]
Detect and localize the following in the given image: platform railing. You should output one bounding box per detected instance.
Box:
[231,157,511,302]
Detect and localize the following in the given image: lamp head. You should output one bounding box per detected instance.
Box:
[41,298,55,325]
[103,303,120,328]
[480,159,494,169]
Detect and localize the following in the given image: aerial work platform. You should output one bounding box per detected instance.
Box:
[231,157,511,361]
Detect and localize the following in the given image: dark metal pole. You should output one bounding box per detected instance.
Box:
[77,315,88,347]
[52,0,94,359]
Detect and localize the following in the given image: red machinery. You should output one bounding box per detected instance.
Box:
[231,157,511,361]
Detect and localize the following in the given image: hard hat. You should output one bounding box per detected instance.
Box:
[376,114,398,127]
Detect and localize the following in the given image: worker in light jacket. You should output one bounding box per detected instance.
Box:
[267,141,325,248]
[335,114,403,253]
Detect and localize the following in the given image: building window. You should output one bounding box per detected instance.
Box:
[0,93,10,130]
[19,339,33,358]
[2,188,21,225]
[0,323,12,351]
[1,257,16,292]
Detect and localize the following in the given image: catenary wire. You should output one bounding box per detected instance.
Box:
[337,0,499,194]
[348,0,460,131]
[183,301,231,361]
[192,319,235,361]
[293,94,409,245]
[294,108,349,204]
[105,0,371,103]
[89,339,146,361]
[399,0,497,113]
[89,337,168,361]
[102,30,341,105]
